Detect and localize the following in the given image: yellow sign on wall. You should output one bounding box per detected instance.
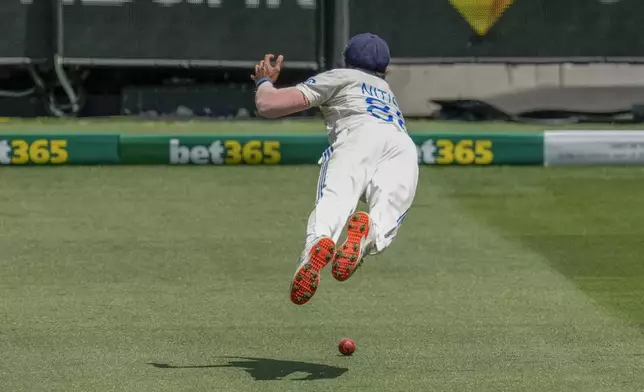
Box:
[449,0,516,35]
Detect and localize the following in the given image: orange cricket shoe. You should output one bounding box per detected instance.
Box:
[290,236,336,305]
[332,211,371,281]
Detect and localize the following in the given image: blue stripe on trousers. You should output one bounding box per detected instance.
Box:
[396,209,409,226]
[385,209,410,239]
[317,146,333,202]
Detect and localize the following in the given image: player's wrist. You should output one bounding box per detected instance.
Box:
[255,77,273,87]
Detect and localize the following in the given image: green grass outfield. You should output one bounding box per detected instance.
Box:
[2,164,644,391]
[2,117,644,134]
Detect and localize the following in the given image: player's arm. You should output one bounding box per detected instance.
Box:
[254,84,310,119]
[251,54,309,119]
[252,54,341,118]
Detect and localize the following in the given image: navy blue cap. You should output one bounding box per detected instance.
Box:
[343,33,390,73]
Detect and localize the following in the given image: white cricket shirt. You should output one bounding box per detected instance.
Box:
[295,68,407,143]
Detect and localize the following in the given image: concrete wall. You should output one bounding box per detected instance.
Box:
[387,63,644,116]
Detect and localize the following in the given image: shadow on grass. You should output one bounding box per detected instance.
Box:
[149,356,348,381]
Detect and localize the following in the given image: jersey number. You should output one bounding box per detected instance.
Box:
[365,97,406,130]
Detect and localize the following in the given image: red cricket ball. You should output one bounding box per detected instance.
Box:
[338,338,356,356]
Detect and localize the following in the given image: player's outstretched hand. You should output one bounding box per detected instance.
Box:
[251,54,284,84]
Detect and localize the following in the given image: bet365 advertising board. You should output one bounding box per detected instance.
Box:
[3,131,644,166]
[119,133,543,165]
[0,133,543,166]
[0,134,119,165]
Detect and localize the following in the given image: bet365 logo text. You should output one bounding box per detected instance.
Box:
[0,139,69,165]
[169,138,281,165]
[417,139,494,165]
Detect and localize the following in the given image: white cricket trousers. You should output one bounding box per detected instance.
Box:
[305,125,419,255]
